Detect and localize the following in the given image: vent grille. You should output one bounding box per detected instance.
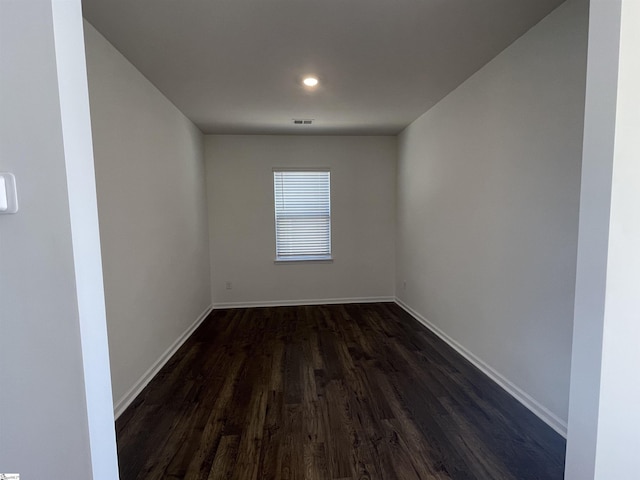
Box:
[292,119,313,125]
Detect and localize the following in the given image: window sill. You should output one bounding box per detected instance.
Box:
[274,256,333,264]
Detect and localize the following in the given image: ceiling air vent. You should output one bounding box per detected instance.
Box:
[292,119,313,125]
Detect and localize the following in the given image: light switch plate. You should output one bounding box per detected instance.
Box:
[0,177,7,211]
[0,173,18,214]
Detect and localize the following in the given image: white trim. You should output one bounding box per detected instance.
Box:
[213,296,394,309]
[274,256,333,264]
[394,297,568,438]
[273,166,331,172]
[113,304,213,419]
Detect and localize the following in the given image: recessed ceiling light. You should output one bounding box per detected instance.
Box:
[303,76,319,87]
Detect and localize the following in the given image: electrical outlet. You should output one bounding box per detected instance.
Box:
[403,281,407,290]
[225,281,232,290]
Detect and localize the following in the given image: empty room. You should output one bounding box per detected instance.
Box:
[2,0,639,479]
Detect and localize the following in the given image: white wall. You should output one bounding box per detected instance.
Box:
[395,0,587,433]
[84,23,212,410]
[205,135,396,306]
[566,0,640,477]
[593,0,640,473]
[565,0,620,475]
[0,0,118,478]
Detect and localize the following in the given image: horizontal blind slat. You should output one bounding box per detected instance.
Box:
[274,170,331,259]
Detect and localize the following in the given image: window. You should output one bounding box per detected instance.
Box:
[273,169,331,262]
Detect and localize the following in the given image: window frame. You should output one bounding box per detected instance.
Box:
[273,167,332,263]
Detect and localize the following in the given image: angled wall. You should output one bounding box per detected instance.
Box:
[84,23,211,412]
[396,0,588,434]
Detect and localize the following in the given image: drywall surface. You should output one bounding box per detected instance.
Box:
[52,2,120,478]
[591,0,640,475]
[396,0,587,429]
[85,23,211,405]
[565,0,620,476]
[0,0,117,478]
[566,2,640,476]
[205,135,396,305]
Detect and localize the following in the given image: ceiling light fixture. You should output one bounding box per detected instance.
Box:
[303,76,319,87]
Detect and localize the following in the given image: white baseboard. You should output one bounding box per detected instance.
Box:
[394,297,568,438]
[212,296,395,309]
[113,304,213,419]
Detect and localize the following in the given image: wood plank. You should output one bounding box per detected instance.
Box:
[116,303,566,480]
[207,435,240,480]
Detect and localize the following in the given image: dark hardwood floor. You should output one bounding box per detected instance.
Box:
[116,303,565,480]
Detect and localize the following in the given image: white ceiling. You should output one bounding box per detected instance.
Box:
[82,0,564,135]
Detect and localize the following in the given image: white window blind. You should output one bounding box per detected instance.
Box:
[274,169,331,261]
